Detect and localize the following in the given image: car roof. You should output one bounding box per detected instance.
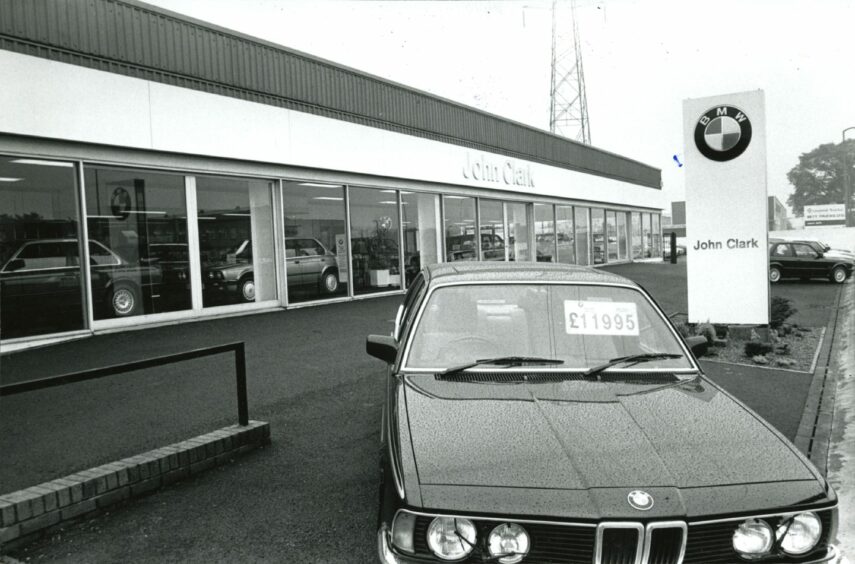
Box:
[17,238,77,245]
[423,262,638,287]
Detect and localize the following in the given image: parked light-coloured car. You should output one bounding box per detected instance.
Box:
[203,237,340,302]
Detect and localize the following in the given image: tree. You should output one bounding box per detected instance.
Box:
[786,139,855,219]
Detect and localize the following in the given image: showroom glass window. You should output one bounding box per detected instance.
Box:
[84,167,189,320]
[591,208,606,264]
[443,196,476,262]
[349,187,401,295]
[631,212,642,259]
[534,204,555,263]
[196,176,276,307]
[652,214,661,257]
[401,191,440,286]
[575,206,589,265]
[617,212,628,260]
[282,181,348,303]
[642,212,651,258]
[556,205,575,264]
[606,211,618,262]
[479,199,505,261]
[0,156,84,339]
[506,202,530,262]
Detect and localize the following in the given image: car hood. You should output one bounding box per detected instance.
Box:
[824,250,854,261]
[403,375,817,492]
[205,262,249,272]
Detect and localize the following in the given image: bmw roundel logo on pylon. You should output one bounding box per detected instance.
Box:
[694,105,752,162]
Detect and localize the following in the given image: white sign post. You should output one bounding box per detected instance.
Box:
[683,90,769,325]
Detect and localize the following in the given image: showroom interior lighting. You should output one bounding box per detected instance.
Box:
[10,159,73,167]
[312,196,343,201]
[0,177,22,182]
[298,182,343,188]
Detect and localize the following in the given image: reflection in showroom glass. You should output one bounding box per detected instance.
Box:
[84,167,189,319]
[575,206,589,265]
[443,195,477,262]
[282,181,348,303]
[479,199,505,261]
[401,191,440,286]
[0,156,84,339]
[197,175,276,307]
[349,187,401,295]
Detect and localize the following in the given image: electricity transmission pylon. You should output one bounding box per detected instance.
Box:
[549,0,591,144]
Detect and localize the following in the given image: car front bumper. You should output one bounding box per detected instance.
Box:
[203,280,238,292]
[377,524,841,564]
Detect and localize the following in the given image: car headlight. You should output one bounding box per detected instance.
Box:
[732,519,773,559]
[427,516,476,561]
[488,523,530,564]
[776,512,822,555]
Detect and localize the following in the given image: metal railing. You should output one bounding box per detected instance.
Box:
[0,342,249,425]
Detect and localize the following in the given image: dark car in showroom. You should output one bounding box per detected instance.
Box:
[769,241,853,284]
[1,238,162,337]
[367,263,838,564]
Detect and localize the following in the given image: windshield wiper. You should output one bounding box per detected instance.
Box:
[438,356,564,378]
[582,353,683,380]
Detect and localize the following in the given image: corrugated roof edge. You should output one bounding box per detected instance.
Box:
[117,0,661,183]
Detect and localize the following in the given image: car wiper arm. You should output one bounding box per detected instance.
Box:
[438,356,564,378]
[582,353,683,380]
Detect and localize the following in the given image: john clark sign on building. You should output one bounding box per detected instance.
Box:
[462,153,534,188]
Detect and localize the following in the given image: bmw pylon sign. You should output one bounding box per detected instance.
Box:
[694,105,752,162]
[682,90,768,325]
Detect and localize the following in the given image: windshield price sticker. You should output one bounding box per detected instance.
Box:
[564,301,639,336]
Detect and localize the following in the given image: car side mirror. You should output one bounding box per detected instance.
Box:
[686,336,708,357]
[4,258,24,272]
[366,334,397,364]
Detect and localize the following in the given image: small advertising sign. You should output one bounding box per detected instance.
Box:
[683,90,769,324]
[335,234,349,283]
[563,301,639,336]
[804,204,845,228]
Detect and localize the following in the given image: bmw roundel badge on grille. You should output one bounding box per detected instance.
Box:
[627,490,654,511]
[694,105,752,162]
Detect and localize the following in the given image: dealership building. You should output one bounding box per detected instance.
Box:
[0,0,665,351]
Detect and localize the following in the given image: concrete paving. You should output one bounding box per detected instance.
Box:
[826,279,855,562]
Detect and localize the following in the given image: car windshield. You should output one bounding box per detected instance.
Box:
[227,240,252,259]
[405,283,692,371]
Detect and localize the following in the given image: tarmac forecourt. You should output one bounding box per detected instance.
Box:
[0,261,848,562]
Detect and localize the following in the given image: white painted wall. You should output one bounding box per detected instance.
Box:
[0,50,663,211]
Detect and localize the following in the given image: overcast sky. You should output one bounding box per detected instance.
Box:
[144,0,855,215]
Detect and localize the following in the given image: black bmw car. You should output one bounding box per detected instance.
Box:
[367,263,838,564]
